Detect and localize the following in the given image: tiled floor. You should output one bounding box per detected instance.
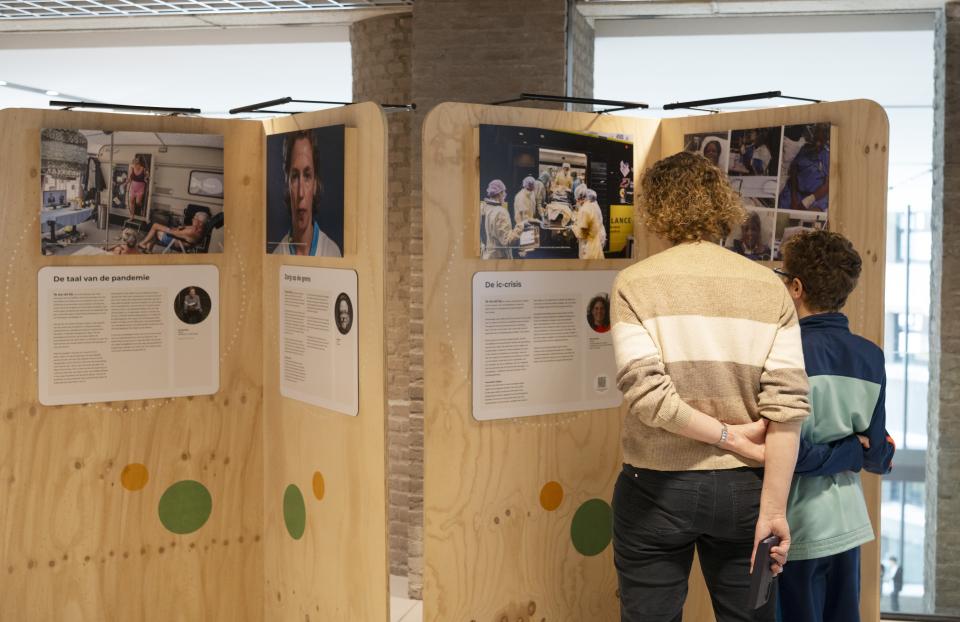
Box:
[390,575,423,622]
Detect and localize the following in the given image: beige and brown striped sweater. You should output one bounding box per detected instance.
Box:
[612,241,810,471]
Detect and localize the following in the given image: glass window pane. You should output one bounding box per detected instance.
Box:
[597,15,934,615]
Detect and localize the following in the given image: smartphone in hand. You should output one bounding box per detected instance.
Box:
[748,535,781,610]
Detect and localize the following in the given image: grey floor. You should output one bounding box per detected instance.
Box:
[42,218,126,256]
[390,575,422,622]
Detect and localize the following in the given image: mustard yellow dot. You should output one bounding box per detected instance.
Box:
[540,481,563,511]
[312,472,325,501]
[121,463,149,491]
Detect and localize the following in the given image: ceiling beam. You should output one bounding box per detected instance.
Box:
[577,0,945,19]
[0,6,408,33]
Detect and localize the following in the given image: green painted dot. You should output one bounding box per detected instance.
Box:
[283,484,306,540]
[570,498,612,557]
[158,480,212,535]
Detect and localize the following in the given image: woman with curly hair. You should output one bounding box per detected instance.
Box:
[610,151,810,621]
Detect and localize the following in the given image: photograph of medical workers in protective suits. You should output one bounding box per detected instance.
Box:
[727,126,782,209]
[265,125,345,256]
[683,131,730,172]
[479,124,634,260]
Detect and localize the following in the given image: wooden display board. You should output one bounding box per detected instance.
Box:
[0,103,389,621]
[421,100,888,621]
[661,100,889,622]
[0,109,265,621]
[422,102,660,621]
[261,103,389,622]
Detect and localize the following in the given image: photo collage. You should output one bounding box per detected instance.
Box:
[684,122,830,261]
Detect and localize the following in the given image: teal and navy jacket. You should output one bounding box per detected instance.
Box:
[786,313,895,561]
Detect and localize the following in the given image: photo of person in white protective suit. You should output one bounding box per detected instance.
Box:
[536,172,551,217]
[573,186,607,259]
[514,176,538,225]
[480,179,525,259]
[552,161,574,192]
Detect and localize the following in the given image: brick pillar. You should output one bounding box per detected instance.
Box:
[350,12,414,579]
[929,2,960,616]
[352,2,594,599]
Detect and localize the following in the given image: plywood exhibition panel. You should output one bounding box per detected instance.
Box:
[421,102,661,621]
[661,100,889,622]
[423,99,888,622]
[0,109,264,621]
[261,102,389,621]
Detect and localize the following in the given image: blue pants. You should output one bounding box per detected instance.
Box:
[777,547,860,622]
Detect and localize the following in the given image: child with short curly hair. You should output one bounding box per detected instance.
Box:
[776,229,896,622]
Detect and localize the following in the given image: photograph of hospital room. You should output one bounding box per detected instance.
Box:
[479,124,635,260]
[39,128,224,256]
[685,122,830,262]
[727,126,782,208]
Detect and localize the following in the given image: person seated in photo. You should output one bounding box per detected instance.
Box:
[110,228,142,255]
[273,130,342,257]
[779,124,830,212]
[138,211,209,253]
[732,211,772,260]
[611,150,808,622]
[775,230,895,622]
[182,287,203,324]
[731,129,774,176]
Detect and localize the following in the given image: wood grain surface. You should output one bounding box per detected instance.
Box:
[0,109,265,621]
[261,102,390,622]
[422,100,888,622]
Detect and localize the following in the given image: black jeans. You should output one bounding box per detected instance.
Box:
[613,464,776,622]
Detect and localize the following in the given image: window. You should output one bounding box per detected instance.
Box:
[895,211,932,263]
[0,26,352,116]
[891,312,929,364]
[596,13,935,616]
[189,170,224,198]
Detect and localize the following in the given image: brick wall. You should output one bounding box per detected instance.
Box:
[352,1,593,599]
[350,12,414,579]
[568,0,595,110]
[929,2,960,616]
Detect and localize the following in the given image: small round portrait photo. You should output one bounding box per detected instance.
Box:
[335,292,354,335]
[174,286,211,325]
[586,294,611,334]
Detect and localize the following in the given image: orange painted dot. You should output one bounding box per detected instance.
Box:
[120,463,149,491]
[312,472,325,501]
[539,481,564,511]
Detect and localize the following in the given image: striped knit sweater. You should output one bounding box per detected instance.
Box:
[611,242,811,471]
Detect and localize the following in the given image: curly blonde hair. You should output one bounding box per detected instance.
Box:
[640,151,745,244]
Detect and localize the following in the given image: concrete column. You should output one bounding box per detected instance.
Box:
[350,12,415,579]
[351,1,594,598]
